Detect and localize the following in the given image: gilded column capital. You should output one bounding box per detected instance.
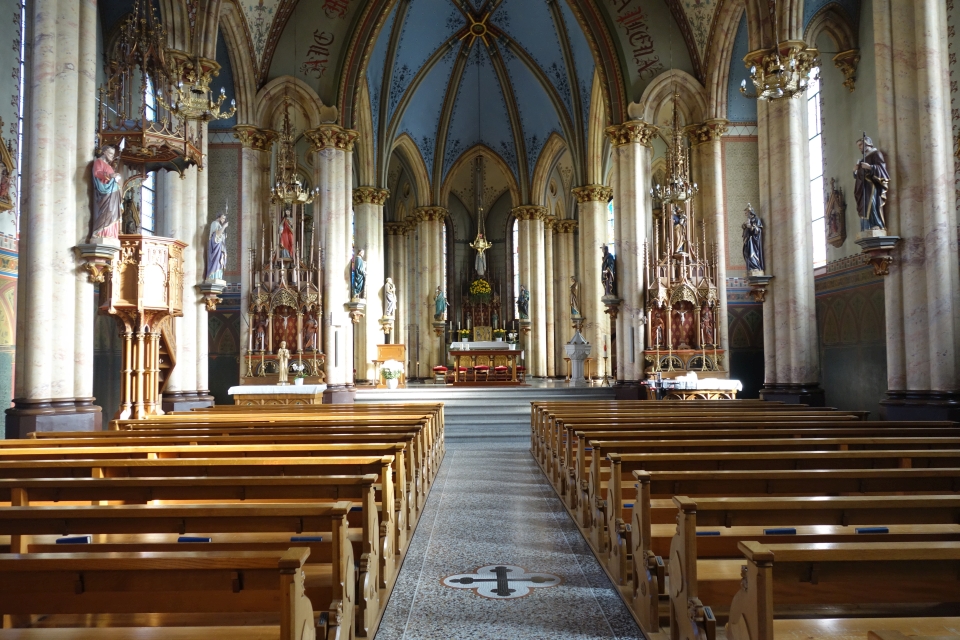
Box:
[353,187,390,206]
[304,124,360,152]
[543,215,558,230]
[832,49,860,92]
[512,205,548,221]
[554,219,578,233]
[685,119,729,145]
[384,221,409,235]
[605,120,658,147]
[233,125,278,152]
[413,206,447,222]
[572,185,613,204]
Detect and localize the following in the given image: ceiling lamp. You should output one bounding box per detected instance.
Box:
[271,100,316,205]
[163,53,237,123]
[740,41,820,100]
[651,95,697,205]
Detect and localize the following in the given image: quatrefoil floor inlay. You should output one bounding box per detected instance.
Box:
[442,565,562,599]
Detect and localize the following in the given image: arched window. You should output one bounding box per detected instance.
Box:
[606,199,615,247]
[806,72,826,267]
[512,218,519,318]
[139,76,158,234]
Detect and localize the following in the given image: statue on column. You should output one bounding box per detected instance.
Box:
[383,277,397,317]
[517,284,530,319]
[276,341,291,384]
[742,204,765,274]
[90,145,122,242]
[854,134,889,232]
[601,246,616,297]
[350,249,366,300]
[205,212,229,281]
[434,286,447,321]
[569,276,582,317]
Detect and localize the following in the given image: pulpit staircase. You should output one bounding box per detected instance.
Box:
[355,385,616,440]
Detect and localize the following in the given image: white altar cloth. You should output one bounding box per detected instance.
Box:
[449,341,519,350]
[662,373,742,392]
[228,384,327,396]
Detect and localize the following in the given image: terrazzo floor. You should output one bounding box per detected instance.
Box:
[375,440,645,640]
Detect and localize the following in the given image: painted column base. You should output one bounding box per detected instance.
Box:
[5,397,103,439]
[759,383,825,407]
[161,391,216,413]
[880,391,960,422]
[323,384,357,404]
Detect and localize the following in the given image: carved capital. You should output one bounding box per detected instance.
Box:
[413,206,448,223]
[833,49,860,92]
[554,219,578,234]
[605,120,658,147]
[543,215,558,230]
[686,119,729,145]
[512,205,548,221]
[384,221,409,236]
[232,125,277,152]
[572,185,613,204]
[353,187,390,206]
[304,124,360,152]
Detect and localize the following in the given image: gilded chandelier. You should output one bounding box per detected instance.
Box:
[651,94,697,205]
[163,53,237,122]
[740,41,820,100]
[271,100,316,205]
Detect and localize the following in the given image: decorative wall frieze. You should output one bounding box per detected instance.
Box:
[686,119,729,145]
[512,205,548,221]
[413,206,447,222]
[554,219,578,233]
[604,121,658,147]
[572,185,613,204]
[833,49,860,92]
[232,125,277,152]
[305,124,360,152]
[353,187,390,206]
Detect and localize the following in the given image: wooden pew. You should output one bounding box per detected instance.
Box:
[725,541,960,640]
[668,495,960,640]
[0,546,342,640]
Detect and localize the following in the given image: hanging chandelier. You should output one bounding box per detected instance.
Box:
[740,41,820,100]
[271,100,316,205]
[651,95,697,205]
[163,53,237,122]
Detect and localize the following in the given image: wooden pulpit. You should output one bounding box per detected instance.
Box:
[376,344,406,388]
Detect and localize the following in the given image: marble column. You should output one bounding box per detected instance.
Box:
[404,215,418,372]
[232,125,277,374]
[688,119,730,357]
[384,222,407,345]
[756,88,822,404]
[606,122,657,383]
[553,220,578,368]
[543,216,557,377]
[306,124,359,402]
[413,207,446,375]
[514,206,548,377]
[8,0,101,437]
[573,186,613,378]
[353,187,389,382]
[874,0,960,419]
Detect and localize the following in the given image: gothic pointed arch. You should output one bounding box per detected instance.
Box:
[391,134,431,208]
[440,144,520,212]
[804,3,857,51]
[219,2,258,125]
[531,134,569,208]
[255,76,327,130]
[703,0,747,120]
[636,70,709,127]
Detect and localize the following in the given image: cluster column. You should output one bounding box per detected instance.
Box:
[353,187,389,382]
[606,121,657,383]
[553,220,578,368]
[543,216,557,377]
[384,222,408,345]
[413,207,447,375]
[573,186,613,378]
[513,206,548,377]
[874,0,960,418]
[9,0,100,436]
[306,124,359,401]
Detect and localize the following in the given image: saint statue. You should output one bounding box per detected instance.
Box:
[854,134,889,232]
[517,284,530,320]
[434,286,447,321]
[205,212,229,281]
[742,204,765,274]
[276,340,291,385]
[491,308,499,330]
[350,249,366,300]
[90,145,122,241]
[569,276,582,317]
[122,190,141,234]
[651,310,665,348]
[601,246,616,297]
[701,305,715,347]
[383,277,397,317]
[254,312,267,352]
[672,207,688,254]
[303,313,319,351]
[279,209,295,259]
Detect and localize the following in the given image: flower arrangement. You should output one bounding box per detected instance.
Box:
[469,278,492,302]
[493,329,506,337]
[381,359,404,380]
[507,331,518,343]
[291,362,307,379]
[457,329,472,337]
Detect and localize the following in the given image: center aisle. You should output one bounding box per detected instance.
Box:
[375,441,644,640]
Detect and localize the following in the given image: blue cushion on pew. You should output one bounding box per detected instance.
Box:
[56,536,92,544]
[290,536,324,542]
[696,531,721,536]
[856,527,889,534]
[763,528,796,535]
[177,536,212,543]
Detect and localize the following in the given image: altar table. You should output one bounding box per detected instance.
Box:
[228,384,328,406]
[449,349,524,386]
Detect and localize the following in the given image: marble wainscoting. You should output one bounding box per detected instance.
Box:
[375,441,642,640]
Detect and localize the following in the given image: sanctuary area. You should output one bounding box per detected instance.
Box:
[0,0,958,638]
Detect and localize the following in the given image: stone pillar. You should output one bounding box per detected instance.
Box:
[384,221,408,345]
[755,90,822,404]
[688,119,730,357]
[233,126,277,374]
[413,207,446,375]
[543,216,557,377]
[8,0,102,436]
[606,121,657,383]
[573,186,613,378]
[553,220,578,368]
[353,187,389,382]
[306,124,359,402]
[874,0,960,419]
[404,216,418,372]
[514,206,548,376]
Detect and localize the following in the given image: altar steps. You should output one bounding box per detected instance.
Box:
[355,384,616,440]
